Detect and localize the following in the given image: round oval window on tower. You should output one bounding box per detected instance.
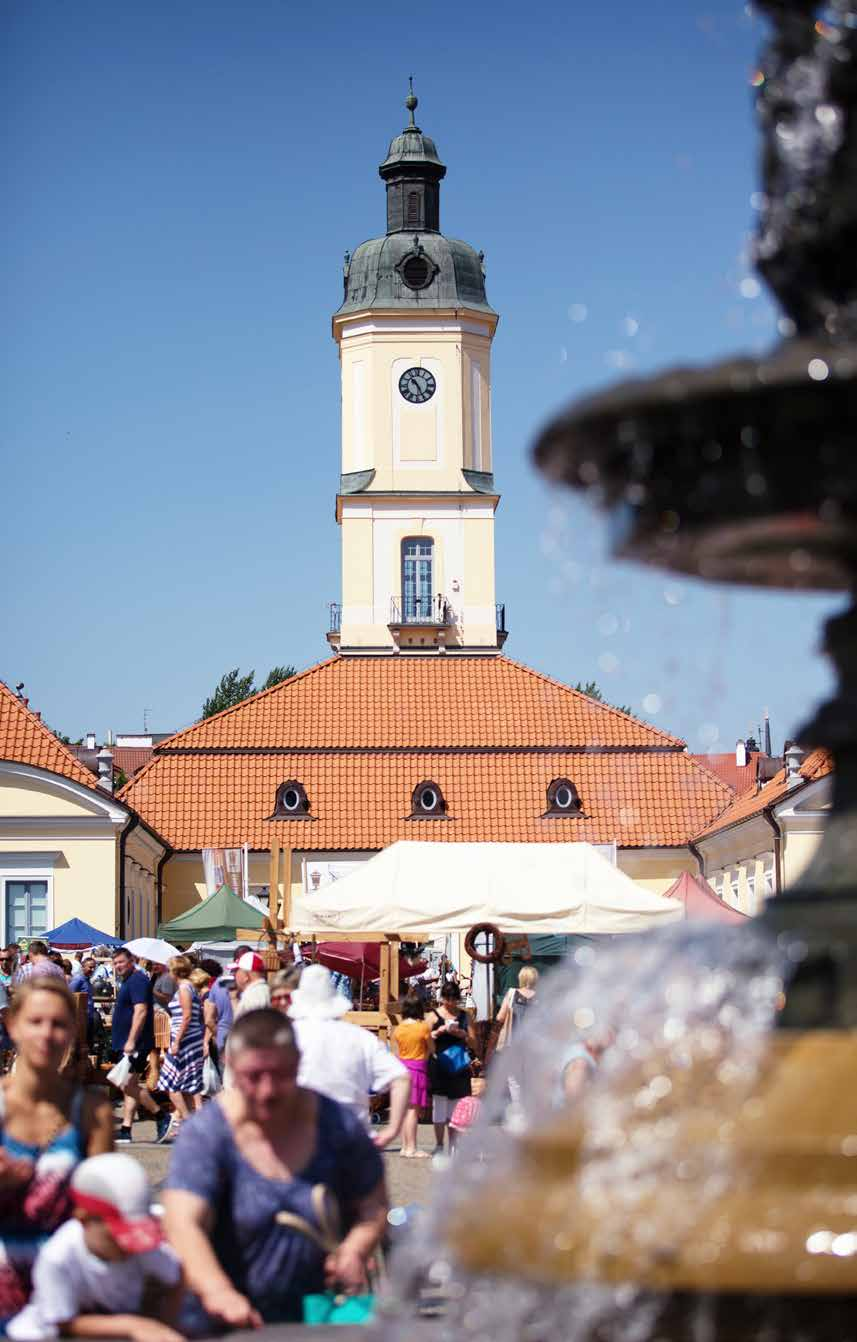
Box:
[401,254,432,290]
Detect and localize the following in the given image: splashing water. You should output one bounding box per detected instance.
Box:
[373,922,857,1340]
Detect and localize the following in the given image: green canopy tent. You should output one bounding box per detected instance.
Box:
[157,884,266,944]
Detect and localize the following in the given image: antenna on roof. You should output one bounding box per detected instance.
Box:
[143,708,151,733]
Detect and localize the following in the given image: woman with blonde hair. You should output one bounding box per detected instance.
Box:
[495,964,539,1052]
[0,978,113,1324]
[158,955,205,1141]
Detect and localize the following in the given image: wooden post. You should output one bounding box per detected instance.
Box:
[281,846,292,930]
[379,941,390,1013]
[269,842,280,928]
[389,935,400,1004]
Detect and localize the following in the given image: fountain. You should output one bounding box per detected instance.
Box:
[376,3,857,1338]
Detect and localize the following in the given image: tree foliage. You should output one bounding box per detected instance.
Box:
[261,664,296,691]
[573,680,633,717]
[202,665,295,719]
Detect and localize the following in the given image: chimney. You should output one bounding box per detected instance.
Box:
[106,729,114,747]
[763,709,772,757]
[96,747,114,794]
[85,732,97,751]
[784,741,804,789]
[735,739,747,768]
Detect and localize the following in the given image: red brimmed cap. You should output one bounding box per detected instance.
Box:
[71,1153,163,1254]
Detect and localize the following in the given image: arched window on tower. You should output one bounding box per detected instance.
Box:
[402,537,434,623]
[407,190,420,226]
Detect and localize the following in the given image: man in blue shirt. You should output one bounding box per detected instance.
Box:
[110,946,170,1145]
[68,956,96,1049]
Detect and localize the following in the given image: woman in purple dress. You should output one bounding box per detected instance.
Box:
[163,1008,387,1330]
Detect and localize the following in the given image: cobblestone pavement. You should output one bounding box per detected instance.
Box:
[125,1113,437,1208]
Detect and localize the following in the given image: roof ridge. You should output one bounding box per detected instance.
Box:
[151,658,341,752]
[0,679,100,792]
[497,654,686,749]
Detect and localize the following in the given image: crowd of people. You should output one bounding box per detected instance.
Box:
[0,940,551,1335]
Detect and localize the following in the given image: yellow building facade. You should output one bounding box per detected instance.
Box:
[0,683,167,944]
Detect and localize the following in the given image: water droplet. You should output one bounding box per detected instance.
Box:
[750,191,768,211]
[832,1232,857,1257]
[642,693,662,714]
[559,346,568,365]
[808,357,829,381]
[739,277,761,299]
[622,315,639,337]
[568,303,588,323]
[750,68,765,87]
[815,103,839,127]
[777,316,797,337]
[573,1006,595,1029]
[806,1230,835,1255]
[746,472,767,496]
[598,651,620,674]
[597,612,619,637]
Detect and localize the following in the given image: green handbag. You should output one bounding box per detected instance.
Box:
[275,1185,377,1328]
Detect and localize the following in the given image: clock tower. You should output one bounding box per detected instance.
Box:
[329,85,505,654]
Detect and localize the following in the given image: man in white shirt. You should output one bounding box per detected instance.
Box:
[232,951,271,1018]
[289,964,409,1149]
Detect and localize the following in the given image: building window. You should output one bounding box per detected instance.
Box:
[4,878,49,942]
[270,780,312,820]
[406,191,420,226]
[729,871,741,907]
[402,538,434,622]
[408,779,448,819]
[543,777,583,817]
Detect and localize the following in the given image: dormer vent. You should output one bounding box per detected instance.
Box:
[543,777,582,818]
[270,780,313,820]
[408,779,448,819]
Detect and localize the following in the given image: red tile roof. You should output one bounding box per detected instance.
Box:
[691,753,762,795]
[122,655,732,852]
[663,870,748,923]
[112,746,154,779]
[0,681,102,791]
[151,655,685,752]
[694,747,833,841]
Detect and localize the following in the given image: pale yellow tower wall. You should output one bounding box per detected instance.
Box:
[336,312,495,493]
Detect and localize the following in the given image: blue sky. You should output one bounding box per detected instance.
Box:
[1,0,841,750]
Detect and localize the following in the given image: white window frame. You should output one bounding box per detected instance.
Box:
[1,869,55,945]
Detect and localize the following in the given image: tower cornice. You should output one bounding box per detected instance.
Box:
[333,306,499,343]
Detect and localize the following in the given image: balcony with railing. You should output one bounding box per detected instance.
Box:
[389,594,454,628]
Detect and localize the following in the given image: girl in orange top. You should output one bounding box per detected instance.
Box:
[391,996,433,1158]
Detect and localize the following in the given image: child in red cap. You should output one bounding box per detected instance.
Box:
[7,1154,183,1342]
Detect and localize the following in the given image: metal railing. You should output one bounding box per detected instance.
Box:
[496,603,506,633]
[389,594,454,626]
[329,603,341,634]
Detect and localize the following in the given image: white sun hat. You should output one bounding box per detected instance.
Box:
[287,963,351,1019]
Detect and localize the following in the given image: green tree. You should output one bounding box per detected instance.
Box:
[573,681,633,717]
[261,664,296,691]
[201,664,296,719]
[202,668,256,719]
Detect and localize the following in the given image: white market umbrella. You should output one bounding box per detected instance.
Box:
[124,936,180,964]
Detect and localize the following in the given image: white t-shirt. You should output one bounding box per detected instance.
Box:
[8,1219,180,1341]
[234,977,271,1019]
[293,1016,407,1127]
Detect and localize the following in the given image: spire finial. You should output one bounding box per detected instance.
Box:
[405,75,418,130]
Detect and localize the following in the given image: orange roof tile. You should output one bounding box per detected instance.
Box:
[694,747,833,841]
[152,656,685,752]
[691,753,762,795]
[112,746,154,779]
[0,681,102,791]
[122,656,731,851]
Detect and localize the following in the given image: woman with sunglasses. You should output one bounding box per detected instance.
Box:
[270,967,302,1015]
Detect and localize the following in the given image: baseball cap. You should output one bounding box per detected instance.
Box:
[71,1153,163,1253]
[236,951,265,974]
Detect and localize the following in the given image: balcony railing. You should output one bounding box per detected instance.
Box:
[329,603,342,634]
[389,594,454,627]
[496,603,506,633]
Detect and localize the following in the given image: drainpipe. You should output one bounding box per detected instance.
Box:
[688,839,705,880]
[156,850,171,927]
[762,807,783,896]
[118,815,138,942]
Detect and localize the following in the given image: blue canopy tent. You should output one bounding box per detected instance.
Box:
[46,917,121,950]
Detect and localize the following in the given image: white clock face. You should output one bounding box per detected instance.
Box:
[399,367,436,404]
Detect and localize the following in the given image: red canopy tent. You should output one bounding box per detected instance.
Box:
[302,941,425,982]
[663,871,749,923]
